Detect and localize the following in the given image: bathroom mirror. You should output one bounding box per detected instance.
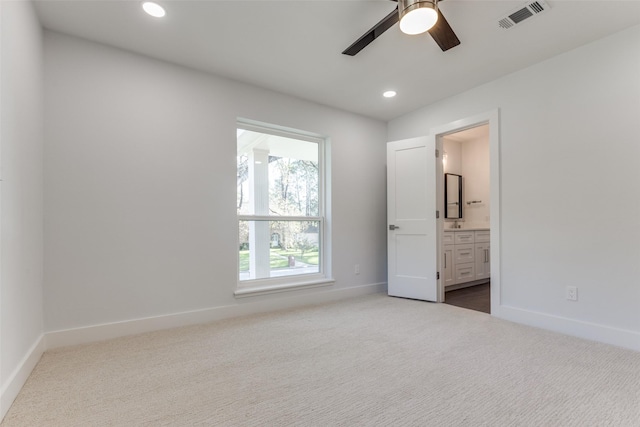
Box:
[445,173,462,219]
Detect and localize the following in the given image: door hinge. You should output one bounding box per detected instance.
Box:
[437,272,440,280]
[435,149,440,158]
[436,210,440,219]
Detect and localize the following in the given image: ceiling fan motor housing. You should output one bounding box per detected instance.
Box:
[399,0,439,35]
[399,0,438,19]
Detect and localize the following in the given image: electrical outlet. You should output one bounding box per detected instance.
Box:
[566,286,578,301]
[354,264,360,275]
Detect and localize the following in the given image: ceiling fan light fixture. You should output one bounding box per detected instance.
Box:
[399,0,438,35]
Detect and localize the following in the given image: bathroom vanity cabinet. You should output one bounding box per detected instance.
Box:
[443,229,490,289]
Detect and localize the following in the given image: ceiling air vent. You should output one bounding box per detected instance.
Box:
[498,0,551,30]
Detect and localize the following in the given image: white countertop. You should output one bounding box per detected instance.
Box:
[444,227,490,231]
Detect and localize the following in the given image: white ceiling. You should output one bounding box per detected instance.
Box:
[34,0,640,121]
[444,123,489,143]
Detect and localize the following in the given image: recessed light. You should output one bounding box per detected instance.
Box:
[383,90,397,98]
[142,2,166,18]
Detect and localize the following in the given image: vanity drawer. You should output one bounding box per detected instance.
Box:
[443,231,454,245]
[455,263,476,283]
[454,244,475,263]
[475,230,490,243]
[454,232,475,244]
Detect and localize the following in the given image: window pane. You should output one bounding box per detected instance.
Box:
[237,129,319,217]
[239,220,320,281]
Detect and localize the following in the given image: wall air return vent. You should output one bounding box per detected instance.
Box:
[498,0,551,30]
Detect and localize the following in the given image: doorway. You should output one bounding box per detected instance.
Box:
[385,110,500,311]
[431,110,500,314]
[441,124,491,313]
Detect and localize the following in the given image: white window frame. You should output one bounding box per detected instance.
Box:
[235,119,333,297]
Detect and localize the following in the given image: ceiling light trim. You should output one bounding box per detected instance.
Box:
[142,2,166,18]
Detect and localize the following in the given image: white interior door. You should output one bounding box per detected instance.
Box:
[387,136,439,301]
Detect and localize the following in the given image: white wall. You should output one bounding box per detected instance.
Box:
[443,132,490,228]
[389,25,640,350]
[0,0,45,418]
[443,139,462,175]
[460,134,489,227]
[43,32,388,335]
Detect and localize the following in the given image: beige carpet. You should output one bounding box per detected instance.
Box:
[3,294,640,426]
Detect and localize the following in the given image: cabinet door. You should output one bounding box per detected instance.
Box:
[443,245,455,287]
[475,243,490,280]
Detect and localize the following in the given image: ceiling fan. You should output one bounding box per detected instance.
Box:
[342,0,460,56]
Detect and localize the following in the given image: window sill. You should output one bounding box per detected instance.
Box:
[234,278,335,298]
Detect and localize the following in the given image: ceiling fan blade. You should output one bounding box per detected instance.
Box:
[428,9,460,51]
[342,8,399,56]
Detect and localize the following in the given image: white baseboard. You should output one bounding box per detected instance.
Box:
[1,335,45,421]
[46,282,387,349]
[495,305,640,352]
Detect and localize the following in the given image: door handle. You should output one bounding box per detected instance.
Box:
[389,225,400,230]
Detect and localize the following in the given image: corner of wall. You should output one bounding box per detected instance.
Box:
[0,335,45,421]
[0,0,46,420]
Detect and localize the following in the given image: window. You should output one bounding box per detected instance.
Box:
[236,120,330,295]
